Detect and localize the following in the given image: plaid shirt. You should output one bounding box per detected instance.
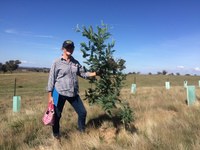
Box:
[47,56,89,97]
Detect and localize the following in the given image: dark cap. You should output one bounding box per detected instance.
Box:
[62,40,75,49]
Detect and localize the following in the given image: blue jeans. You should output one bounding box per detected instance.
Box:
[52,89,87,136]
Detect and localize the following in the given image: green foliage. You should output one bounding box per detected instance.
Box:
[119,103,134,127]
[77,22,134,126]
[0,60,21,73]
[1,64,7,72]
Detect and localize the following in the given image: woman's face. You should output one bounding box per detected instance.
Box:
[63,47,74,56]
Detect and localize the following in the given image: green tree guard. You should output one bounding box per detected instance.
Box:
[77,22,134,127]
[131,84,136,94]
[165,81,170,90]
[186,85,196,106]
[13,96,21,112]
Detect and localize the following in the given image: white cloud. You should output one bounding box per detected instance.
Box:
[4,29,54,38]
[5,29,18,34]
[194,67,200,71]
[21,60,36,65]
[33,35,54,38]
[21,60,28,63]
[177,65,185,69]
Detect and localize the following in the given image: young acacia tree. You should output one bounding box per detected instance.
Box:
[77,23,134,127]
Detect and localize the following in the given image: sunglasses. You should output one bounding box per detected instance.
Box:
[65,45,74,49]
[65,48,74,52]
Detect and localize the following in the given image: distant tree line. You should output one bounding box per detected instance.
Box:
[18,67,50,73]
[128,70,192,76]
[128,72,141,75]
[0,60,50,73]
[128,70,169,75]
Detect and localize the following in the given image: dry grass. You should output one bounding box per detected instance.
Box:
[0,73,200,150]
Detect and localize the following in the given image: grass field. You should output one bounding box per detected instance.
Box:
[0,73,200,150]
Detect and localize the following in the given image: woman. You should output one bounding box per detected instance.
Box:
[47,40,96,140]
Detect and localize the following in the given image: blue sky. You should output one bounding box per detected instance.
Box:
[0,0,200,75]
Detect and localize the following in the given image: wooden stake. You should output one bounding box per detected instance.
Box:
[14,78,16,96]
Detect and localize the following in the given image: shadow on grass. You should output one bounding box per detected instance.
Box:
[86,114,137,133]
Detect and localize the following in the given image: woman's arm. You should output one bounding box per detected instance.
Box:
[47,62,56,104]
[47,62,56,92]
[77,63,97,78]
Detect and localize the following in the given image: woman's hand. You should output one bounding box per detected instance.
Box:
[49,97,54,104]
[89,72,96,77]
[48,92,54,104]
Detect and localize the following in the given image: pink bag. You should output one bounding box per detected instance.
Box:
[42,101,55,126]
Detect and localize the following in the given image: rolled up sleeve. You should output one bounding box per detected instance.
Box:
[77,64,89,79]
